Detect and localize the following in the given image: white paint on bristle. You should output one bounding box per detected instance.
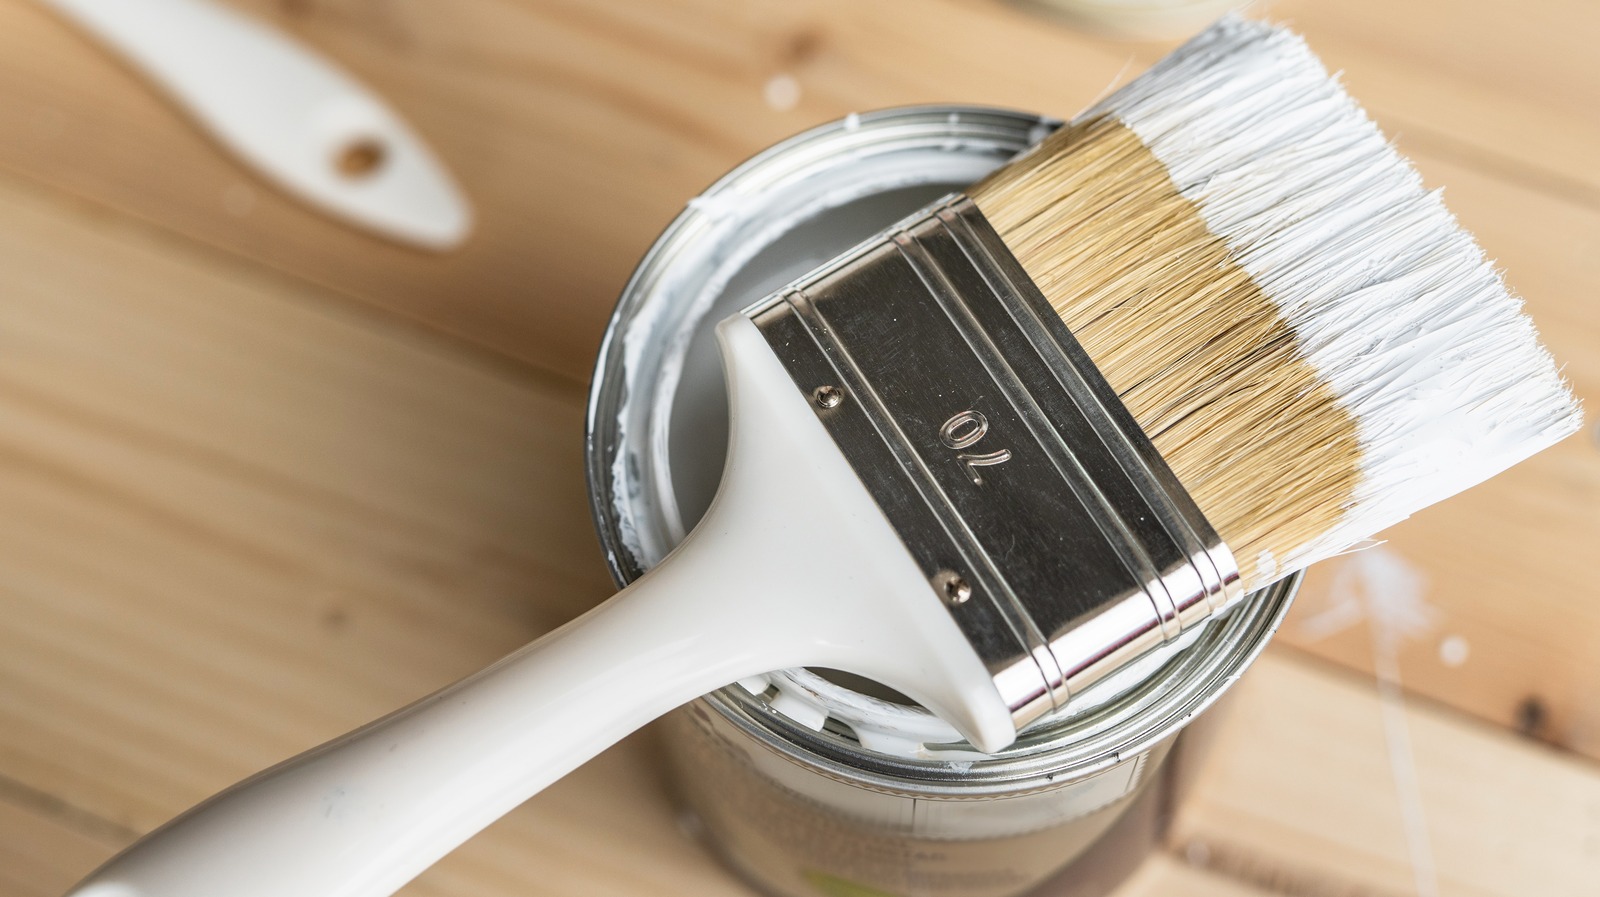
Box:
[1093,16,1583,578]
[1256,550,1277,582]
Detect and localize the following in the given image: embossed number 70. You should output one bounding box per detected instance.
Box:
[939,411,1012,485]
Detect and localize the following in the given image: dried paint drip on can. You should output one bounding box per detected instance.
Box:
[585,107,1299,897]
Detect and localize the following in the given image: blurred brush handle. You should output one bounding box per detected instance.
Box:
[64,318,1008,897]
[38,0,471,249]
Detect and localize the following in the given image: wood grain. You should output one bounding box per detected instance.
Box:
[0,166,603,831]
[1169,651,1600,897]
[0,794,117,897]
[1114,854,1273,897]
[4,0,1594,383]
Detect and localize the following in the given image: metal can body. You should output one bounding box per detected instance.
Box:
[585,106,1297,897]
[665,704,1167,897]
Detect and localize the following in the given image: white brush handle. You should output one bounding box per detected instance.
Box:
[39,0,472,250]
[66,318,1011,897]
[68,546,803,897]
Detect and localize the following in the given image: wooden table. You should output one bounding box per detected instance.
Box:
[2,1,1597,895]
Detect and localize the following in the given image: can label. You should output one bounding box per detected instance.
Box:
[668,705,1163,897]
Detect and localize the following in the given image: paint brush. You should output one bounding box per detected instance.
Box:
[67,16,1581,897]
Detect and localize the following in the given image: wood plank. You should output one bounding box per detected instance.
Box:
[6,0,1594,384]
[0,786,123,897]
[1114,854,1271,897]
[1169,649,1600,897]
[0,163,612,830]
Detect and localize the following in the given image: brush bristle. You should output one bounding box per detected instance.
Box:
[970,16,1582,590]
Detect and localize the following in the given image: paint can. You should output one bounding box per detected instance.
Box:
[585,106,1298,897]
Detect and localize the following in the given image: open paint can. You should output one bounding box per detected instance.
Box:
[585,106,1299,897]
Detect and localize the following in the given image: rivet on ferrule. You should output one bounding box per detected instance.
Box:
[813,385,845,409]
[935,571,972,606]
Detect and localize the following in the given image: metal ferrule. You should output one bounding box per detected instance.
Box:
[746,196,1244,733]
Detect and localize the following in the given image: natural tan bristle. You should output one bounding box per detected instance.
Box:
[964,17,1580,590]
[970,117,1360,589]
